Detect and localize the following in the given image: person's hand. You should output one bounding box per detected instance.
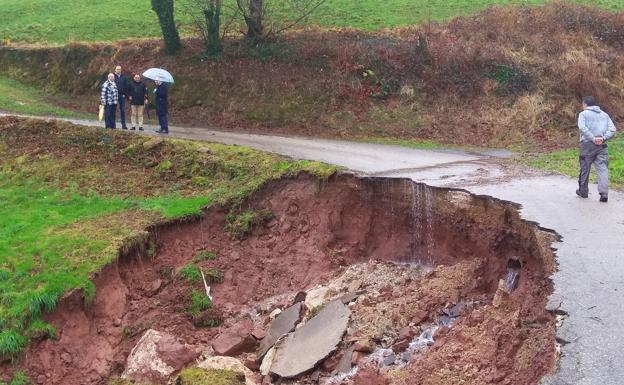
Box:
[593,137,604,145]
[129,96,132,101]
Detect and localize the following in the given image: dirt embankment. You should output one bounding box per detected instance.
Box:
[1,3,623,150]
[3,173,557,385]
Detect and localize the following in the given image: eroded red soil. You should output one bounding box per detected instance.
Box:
[5,174,557,385]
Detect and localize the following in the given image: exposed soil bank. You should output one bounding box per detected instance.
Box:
[4,173,557,385]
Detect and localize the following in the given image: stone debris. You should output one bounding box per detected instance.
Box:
[212,320,257,356]
[270,300,351,378]
[122,329,199,383]
[258,302,303,358]
[259,346,276,376]
[196,356,258,385]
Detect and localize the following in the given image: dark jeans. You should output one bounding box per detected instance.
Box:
[578,141,609,196]
[104,104,117,129]
[118,96,127,128]
[158,114,169,132]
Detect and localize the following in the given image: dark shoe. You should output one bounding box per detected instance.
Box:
[122,127,128,130]
[156,130,169,135]
[576,189,588,198]
[599,194,608,203]
[138,127,144,131]
[130,127,136,131]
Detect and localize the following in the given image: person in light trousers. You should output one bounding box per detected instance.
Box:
[576,96,617,203]
[128,74,148,131]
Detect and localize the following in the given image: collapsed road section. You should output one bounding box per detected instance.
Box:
[6,173,557,385]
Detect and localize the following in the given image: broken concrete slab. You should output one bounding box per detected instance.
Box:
[259,346,276,376]
[270,300,351,378]
[258,302,303,358]
[334,346,355,374]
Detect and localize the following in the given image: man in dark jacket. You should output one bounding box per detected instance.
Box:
[155,80,169,134]
[128,74,148,131]
[114,65,129,129]
[100,73,118,129]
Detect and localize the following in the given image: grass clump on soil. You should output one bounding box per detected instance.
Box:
[225,209,274,239]
[0,116,336,359]
[178,263,203,284]
[186,291,213,317]
[205,268,224,284]
[193,250,217,263]
[0,371,30,385]
[176,368,245,385]
[526,139,624,190]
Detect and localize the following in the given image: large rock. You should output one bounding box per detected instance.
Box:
[122,329,199,383]
[270,300,351,378]
[258,302,303,358]
[212,320,257,356]
[196,356,258,385]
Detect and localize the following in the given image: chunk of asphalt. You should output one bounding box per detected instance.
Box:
[270,300,351,378]
[334,345,355,374]
[258,302,303,358]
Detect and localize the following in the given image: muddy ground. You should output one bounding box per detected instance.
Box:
[4,173,557,385]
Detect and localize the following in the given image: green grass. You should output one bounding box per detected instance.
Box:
[0,76,87,118]
[178,263,202,284]
[1,0,622,44]
[192,250,217,263]
[186,291,213,318]
[527,139,624,190]
[0,118,337,359]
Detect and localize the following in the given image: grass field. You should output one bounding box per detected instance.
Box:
[0,117,335,361]
[527,139,624,191]
[0,0,622,44]
[0,76,88,118]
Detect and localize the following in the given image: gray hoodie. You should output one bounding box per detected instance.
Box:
[578,106,617,143]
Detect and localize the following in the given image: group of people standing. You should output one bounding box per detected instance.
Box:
[100,65,169,134]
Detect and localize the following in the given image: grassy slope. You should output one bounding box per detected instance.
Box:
[0,117,336,359]
[527,139,624,190]
[1,0,623,43]
[0,76,88,118]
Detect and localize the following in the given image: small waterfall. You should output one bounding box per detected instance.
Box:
[409,182,435,265]
[505,258,522,292]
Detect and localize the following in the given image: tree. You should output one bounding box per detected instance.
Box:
[236,0,326,42]
[151,0,183,55]
[203,0,223,54]
[237,0,264,41]
[184,0,227,55]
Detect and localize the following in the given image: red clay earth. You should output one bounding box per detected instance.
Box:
[3,174,557,385]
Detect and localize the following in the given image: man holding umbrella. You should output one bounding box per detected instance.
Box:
[143,68,174,135]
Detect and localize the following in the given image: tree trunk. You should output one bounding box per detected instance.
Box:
[151,0,182,55]
[245,0,264,41]
[204,0,222,54]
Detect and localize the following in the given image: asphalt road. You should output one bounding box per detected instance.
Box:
[2,113,622,384]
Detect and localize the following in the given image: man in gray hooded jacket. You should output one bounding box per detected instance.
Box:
[576,96,617,202]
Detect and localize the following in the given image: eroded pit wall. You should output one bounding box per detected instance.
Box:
[3,173,557,385]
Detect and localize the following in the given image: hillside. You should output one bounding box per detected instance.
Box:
[1,3,623,151]
[0,0,622,43]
